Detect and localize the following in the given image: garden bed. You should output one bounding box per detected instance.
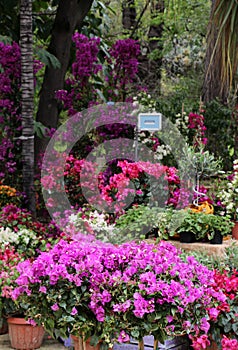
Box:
[169,237,238,257]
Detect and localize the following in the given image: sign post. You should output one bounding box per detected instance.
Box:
[135,112,162,160]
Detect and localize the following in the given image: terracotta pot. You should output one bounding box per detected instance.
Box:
[71,335,101,350]
[7,317,45,350]
[232,221,238,240]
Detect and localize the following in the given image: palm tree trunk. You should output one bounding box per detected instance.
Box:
[20,0,35,215]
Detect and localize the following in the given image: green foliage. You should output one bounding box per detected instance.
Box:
[36,48,61,69]
[0,0,19,41]
[170,210,233,241]
[156,85,200,124]
[203,99,235,170]
[115,205,173,240]
[34,120,48,138]
[179,146,223,180]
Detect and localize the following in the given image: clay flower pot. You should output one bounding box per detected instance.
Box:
[232,221,238,240]
[7,317,45,350]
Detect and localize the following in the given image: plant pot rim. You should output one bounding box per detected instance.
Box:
[7,317,31,325]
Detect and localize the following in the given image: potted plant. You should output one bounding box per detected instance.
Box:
[206,214,234,244]
[0,206,62,350]
[169,210,233,244]
[0,245,45,350]
[12,238,226,350]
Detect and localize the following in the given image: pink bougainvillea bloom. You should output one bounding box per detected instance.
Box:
[27,319,37,326]
[51,303,59,311]
[118,330,130,343]
[39,286,47,293]
[71,307,78,316]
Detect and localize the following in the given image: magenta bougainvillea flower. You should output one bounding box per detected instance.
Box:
[12,239,226,349]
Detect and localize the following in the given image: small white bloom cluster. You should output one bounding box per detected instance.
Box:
[0,227,18,244]
[219,159,238,219]
[174,112,190,139]
[0,227,37,247]
[132,91,156,112]
[69,209,119,243]
[154,144,172,161]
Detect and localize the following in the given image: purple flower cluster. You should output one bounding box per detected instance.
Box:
[188,112,207,147]
[72,33,102,80]
[106,38,141,101]
[56,35,141,116]
[0,41,43,183]
[0,42,22,180]
[109,39,140,84]
[12,239,225,348]
[55,33,102,115]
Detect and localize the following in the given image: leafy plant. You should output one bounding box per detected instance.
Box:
[114,205,173,241]
[170,210,233,241]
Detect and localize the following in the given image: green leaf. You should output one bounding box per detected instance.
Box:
[34,121,47,138]
[36,48,61,69]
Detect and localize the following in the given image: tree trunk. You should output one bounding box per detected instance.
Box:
[122,0,136,31]
[138,0,165,95]
[20,0,35,214]
[147,0,164,91]
[35,0,94,161]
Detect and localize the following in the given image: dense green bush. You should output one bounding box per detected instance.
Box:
[203,100,234,170]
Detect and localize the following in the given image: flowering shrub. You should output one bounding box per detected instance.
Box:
[187,112,207,147]
[56,33,102,114]
[0,41,43,184]
[42,151,187,215]
[0,184,25,208]
[0,246,24,317]
[184,245,238,349]
[105,38,141,102]
[0,204,63,256]
[56,34,141,117]
[209,268,238,347]
[0,226,39,256]
[219,159,238,220]
[68,206,118,243]
[12,239,226,349]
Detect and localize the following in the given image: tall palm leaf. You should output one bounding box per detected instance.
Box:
[203,0,238,103]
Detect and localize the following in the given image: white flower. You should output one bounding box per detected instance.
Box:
[0,227,18,244]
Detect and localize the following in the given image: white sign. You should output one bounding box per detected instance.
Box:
[138,113,162,131]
